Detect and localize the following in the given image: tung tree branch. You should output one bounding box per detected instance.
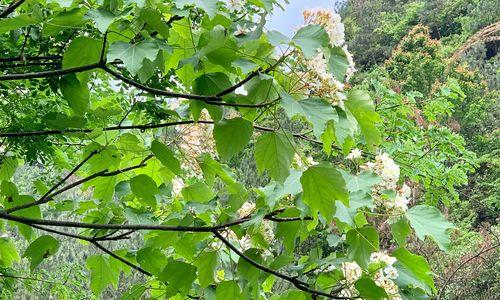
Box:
[0,0,25,18]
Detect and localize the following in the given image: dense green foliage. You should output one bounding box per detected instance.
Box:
[0,0,497,299]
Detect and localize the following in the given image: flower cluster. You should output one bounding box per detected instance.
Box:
[293,154,318,170]
[370,252,402,299]
[361,153,412,213]
[339,261,363,297]
[227,0,245,12]
[237,201,256,218]
[294,8,356,106]
[303,8,345,46]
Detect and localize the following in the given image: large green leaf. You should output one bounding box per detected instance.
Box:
[60,75,89,114]
[281,94,336,139]
[129,174,159,207]
[346,226,379,269]
[0,15,38,33]
[344,90,381,149]
[355,277,388,300]
[0,237,20,267]
[86,255,120,295]
[213,118,254,160]
[181,182,215,203]
[216,280,241,299]
[23,235,60,271]
[62,36,103,69]
[136,247,167,276]
[254,132,295,183]
[107,39,165,75]
[300,162,349,221]
[292,24,329,59]
[191,72,232,121]
[194,251,218,287]
[406,205,455,251]
[151,140,181,175]
[86,8,116,33]
[393,248,435,293]
[175,0,218,18]
[327,46,349,81]
[159,260,197,297]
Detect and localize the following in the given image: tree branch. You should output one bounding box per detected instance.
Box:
[4,154,153,214]
[0,0,25,18]
[212,231,351,299]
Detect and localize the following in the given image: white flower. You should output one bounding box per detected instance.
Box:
[237,201,256,218]
[227,0,245,12]
[383,265,399,280]
[261,220,274,242]
[346,148,363,160]
[306,156,318,166]
[370,252,397,266]
[235,24,248,36]
[341,261,362,284]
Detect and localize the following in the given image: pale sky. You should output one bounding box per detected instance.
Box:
[267,0,342,37]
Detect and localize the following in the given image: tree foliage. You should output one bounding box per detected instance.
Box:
[0,0,489,299]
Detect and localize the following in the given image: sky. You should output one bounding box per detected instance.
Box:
[267,0,341,37]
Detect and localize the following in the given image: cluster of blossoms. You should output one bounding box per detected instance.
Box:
[339,261,363,297]
[370,252,402,299]
[339,254,401,298]
[361,153,412,213]
[293,153,318,170]
[296,8,356,106]
[227,0,245,12]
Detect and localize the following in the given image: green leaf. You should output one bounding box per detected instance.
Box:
[86,8,116,33]
[191,72,232,121]
[393,248,435,293]
[344,90,381,149]
[281,94,336,139]
[0,237,20,267]
[23,235,59,271]
[174,0,218,18]
[198,154,236,186]
[327,46,349,81]
[292,24,329,59]
[390,217,411,247]
[254,132,295,183]
[355,277,388,300]
[406,205,455,251]
[107,39,164,75]
[213,118,254,160]
[0,15,37,33]
[151,140,181,175]
[120,284,147,300]
[62,36,103,69]
[216,281,241,299]
[346,226,379,269]
[158,260,197,297]
[300,162,349,221]
[136,247,167,276]
[86,255,120,295]
[0,157,18,180]
[346,171,381,192]
[245,74,279,104]
[192,72,232,96]
[181,182,215,203]
[129,174,159,207]
[194,251,218,287]
[60,74,89,114]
